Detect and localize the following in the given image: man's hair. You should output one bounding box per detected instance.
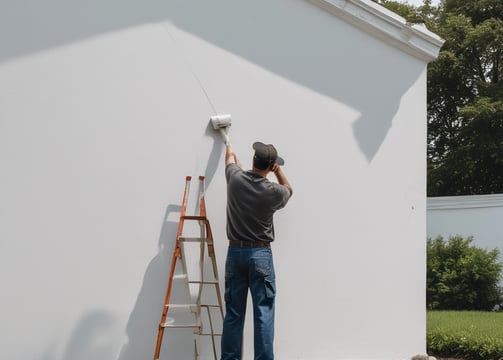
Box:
[253,156,272,170]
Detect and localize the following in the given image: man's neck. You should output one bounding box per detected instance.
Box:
[251,167,269,178]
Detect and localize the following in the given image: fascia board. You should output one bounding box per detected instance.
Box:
[428,194,503,210]
[309,0,445,62]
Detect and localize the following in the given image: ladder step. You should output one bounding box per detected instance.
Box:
[182,215,207,221]
[166,303,221,310]
[179,237,208,242]
[188,280,219,285]
[173,274,188,280]
[161,322,201,328]
[167,304,198,312]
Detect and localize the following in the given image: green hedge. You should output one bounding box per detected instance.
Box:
[427,235,502,311]
[427,311,503,360]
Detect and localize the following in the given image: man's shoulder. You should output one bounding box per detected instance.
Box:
[225,163,243,180]
[226,163,241,173]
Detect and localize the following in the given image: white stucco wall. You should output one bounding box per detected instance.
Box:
[427,194,503,285]
[1,1,440,359]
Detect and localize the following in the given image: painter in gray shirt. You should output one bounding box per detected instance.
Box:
[220,141,292,360]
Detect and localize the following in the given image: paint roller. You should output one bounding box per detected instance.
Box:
[210,114,232,145]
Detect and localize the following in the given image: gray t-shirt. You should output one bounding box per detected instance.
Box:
[225,163,291,243]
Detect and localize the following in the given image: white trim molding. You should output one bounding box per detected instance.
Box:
[428,194,503,210]
[309,0,445,62]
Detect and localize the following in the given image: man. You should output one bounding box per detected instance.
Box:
[221,141,293,360]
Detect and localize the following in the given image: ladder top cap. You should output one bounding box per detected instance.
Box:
[186,176,192,180]
[199,175,205,180]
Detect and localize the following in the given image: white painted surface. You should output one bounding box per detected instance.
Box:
[1,1,440,359]
[427,194,503,286]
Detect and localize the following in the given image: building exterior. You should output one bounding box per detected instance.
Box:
[0,0,443,359]
[427,194,503,286]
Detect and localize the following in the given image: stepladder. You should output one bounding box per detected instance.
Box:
[154,176,224,360]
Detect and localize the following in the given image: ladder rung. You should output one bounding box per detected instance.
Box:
[161,322,201,328]
[166,304,198,312]
[179,237,207,242]
[188,280,218,284]
[182,215,207,221]
[173,274,188,280]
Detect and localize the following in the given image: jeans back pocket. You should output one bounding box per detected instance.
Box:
[254,257,272,277]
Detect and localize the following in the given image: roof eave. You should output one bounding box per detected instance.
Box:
[309,0,445,62]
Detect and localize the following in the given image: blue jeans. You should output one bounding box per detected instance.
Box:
[220,246,276,360]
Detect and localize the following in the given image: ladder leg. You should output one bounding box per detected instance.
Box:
[203,222,224,359]
[205,222,224,319]
[154,177,192,359]
[189,219,206,360]
[154,246,181,360]
[194,337,200,360]
[203,305,219,360]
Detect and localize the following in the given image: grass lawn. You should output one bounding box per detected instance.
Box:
[427,311,503,360]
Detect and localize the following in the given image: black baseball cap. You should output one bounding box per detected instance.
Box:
[252,142,285,166]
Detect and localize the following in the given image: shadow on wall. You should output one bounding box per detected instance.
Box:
[203,121,225,188]
[40,309,122,360]
[63,310,122,360]
[1,0,425,162]
[117,204,184,360]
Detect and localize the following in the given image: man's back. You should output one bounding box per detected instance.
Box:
[225,163,290,243]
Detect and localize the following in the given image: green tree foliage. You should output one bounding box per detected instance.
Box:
[427,235,502,310]
[371,0,440,28]
[375,0,503,196]
[371,0,417,20]
[443,0,503,25]
[427,0,503,196]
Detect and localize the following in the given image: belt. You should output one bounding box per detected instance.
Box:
[229,240,271,248]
